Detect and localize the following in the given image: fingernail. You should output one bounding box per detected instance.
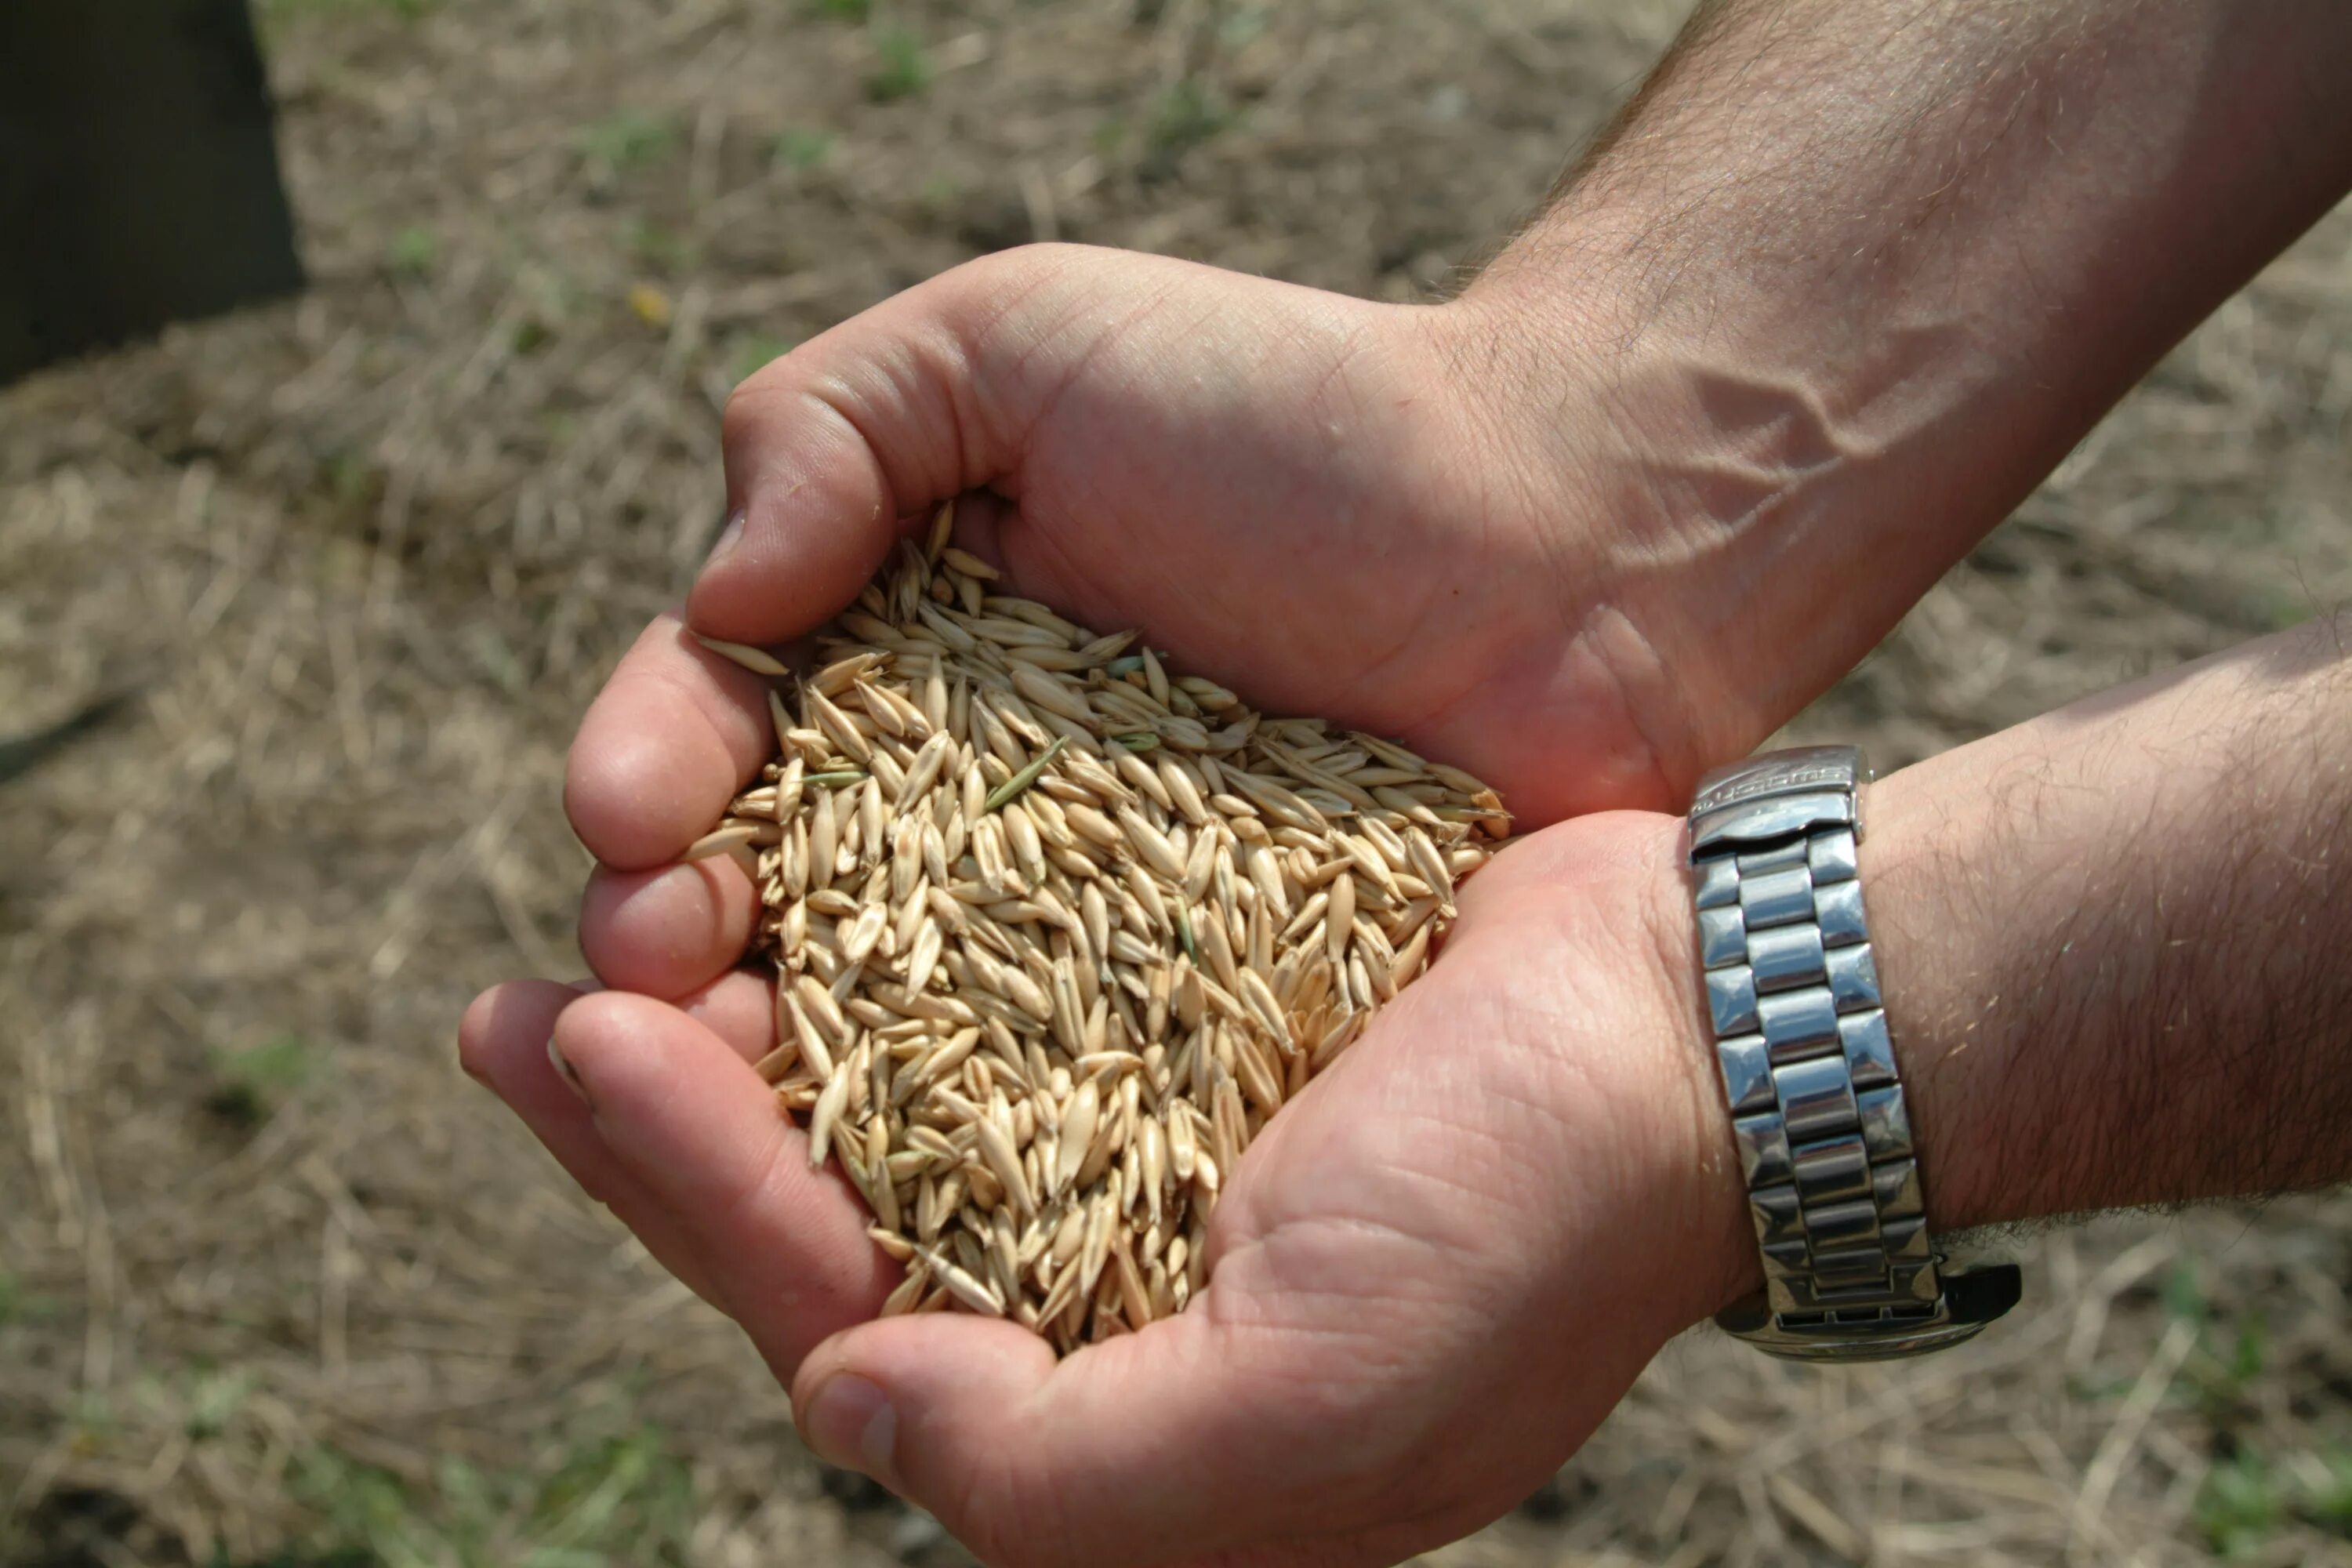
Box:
[707,507,747,568]
[547,1036,592,1108]
[803,1373,898,1483]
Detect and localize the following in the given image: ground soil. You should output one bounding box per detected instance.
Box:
[4,2,2350,1565]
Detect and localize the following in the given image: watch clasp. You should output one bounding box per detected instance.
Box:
[1715,1260,2023,1362]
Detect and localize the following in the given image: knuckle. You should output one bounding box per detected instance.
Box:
[932,242,1109,345]
[958,240,1091,289]
[720,370,785,448]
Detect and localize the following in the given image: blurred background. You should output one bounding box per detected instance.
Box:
[4,1,2351,1564]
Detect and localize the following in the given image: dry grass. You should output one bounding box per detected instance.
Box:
[698,531,1497,1347]
[2,0,2350,1564]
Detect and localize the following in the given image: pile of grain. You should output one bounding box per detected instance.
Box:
[689,511,1508,1352]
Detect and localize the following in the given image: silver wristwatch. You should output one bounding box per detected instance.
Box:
[1686,745,2019,1360]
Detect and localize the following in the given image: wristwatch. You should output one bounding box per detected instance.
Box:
[1686,745,2020,1360]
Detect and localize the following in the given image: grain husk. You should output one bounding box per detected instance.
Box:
[700,532,1508,1353]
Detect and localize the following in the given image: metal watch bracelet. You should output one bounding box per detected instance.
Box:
[1686,746,2019,1361]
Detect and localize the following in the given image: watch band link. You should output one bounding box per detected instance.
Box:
[1693,826,1942,1325]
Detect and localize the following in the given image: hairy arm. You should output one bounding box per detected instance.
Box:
[1459,0,2352,775]
[1878,616,2352,1233]
[1679,615,2352,1304]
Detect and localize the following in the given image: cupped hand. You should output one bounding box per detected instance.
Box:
[659,242,1707,848]
[461,243,1758,1566]
[462,808,1746,1568]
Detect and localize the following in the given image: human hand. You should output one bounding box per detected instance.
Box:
[460,807,1743,1567]
[641,241,1733,842]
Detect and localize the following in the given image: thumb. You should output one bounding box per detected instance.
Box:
[789,1301,1402,1568]
[694,244,1088,644]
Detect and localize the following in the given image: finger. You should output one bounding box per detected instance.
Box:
[551,989,893,1376]
[695,248,1081,644]
[457,979,729,1305]
[673,967,780,1063]
[459,979,616,1194]
[578,855,758,999]
[565,613,781,872]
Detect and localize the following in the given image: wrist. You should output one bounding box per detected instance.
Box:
[1617,809,1769,1326]
[1414,292,1787,810]
[1642,746,2003,1335]
[1486,281,2023,700]
[1844,760,2011,1237]
[1455,809,1765,1331]
[1426,280,2024,808]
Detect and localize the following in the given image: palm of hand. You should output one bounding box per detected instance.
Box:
[1083,815,1718,1567]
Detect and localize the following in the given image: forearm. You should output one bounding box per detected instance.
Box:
[1673,616,2352,1316]
[1871,615,2352,1234]
[1460,0,2352,764]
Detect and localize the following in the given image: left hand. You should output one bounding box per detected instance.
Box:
[460,808,1748,1568]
